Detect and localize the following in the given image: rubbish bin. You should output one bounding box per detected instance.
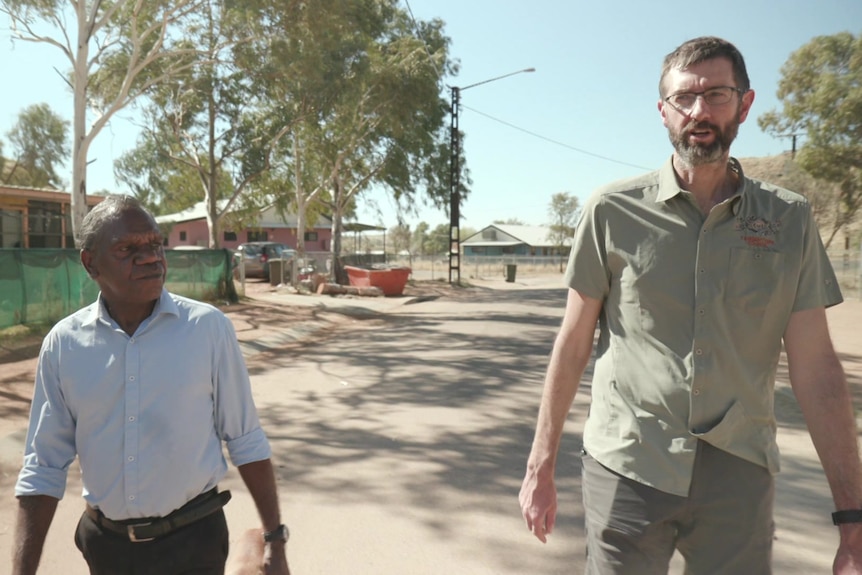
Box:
[269,258,284,286]
[505,264,517,283]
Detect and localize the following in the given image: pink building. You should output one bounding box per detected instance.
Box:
[155,200,334,252]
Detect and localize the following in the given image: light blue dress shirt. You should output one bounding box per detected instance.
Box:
[16,289,271,520]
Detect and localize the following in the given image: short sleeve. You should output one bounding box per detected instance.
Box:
[792,203,843,312]
[564,192,610,300]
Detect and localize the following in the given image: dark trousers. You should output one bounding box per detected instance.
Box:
[582,440,774,575]
[74,507,230,575]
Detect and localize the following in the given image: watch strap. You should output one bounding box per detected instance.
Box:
[263,524,289,543]
[832,510,862,525]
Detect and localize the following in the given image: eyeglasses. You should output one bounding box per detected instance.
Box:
[664,86,745,113]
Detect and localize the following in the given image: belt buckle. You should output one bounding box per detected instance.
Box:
[127,522,155,543]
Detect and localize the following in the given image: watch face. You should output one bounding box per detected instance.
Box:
[264,524,289,542]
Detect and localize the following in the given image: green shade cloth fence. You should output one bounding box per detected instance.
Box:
[0,249,238,330]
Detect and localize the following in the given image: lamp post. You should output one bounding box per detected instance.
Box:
[448,67,535,285]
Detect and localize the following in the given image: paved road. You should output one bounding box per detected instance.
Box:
[1,276,859,573]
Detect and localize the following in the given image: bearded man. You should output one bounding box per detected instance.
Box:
[519,36,862,575]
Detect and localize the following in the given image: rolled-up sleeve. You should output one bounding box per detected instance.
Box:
[212,315,272,466]
[16,333,77,499]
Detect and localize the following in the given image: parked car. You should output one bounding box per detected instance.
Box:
[234,242,296,281]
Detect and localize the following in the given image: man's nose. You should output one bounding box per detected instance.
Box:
[136,244,164,262]
[686,95,711,121]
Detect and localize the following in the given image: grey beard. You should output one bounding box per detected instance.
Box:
[671,136,727,167]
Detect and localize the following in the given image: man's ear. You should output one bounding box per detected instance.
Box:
[738,89,756,124]
[81,249,98,279]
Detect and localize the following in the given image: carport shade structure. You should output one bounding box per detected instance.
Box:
[343,222,388,256]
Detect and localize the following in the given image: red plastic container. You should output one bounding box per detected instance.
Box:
[344,265,412,296]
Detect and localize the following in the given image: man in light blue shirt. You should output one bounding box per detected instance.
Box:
[13,196,290,574]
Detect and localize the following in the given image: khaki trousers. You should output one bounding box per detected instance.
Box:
[582,440,774,575]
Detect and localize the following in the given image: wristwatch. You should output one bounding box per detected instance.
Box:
[263,524,289,543]
[832,510,862,525]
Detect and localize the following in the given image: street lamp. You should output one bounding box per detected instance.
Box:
[448,67,535,285]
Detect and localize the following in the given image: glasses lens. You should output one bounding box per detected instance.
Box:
[703,87,734,105]
[668,87,737,111]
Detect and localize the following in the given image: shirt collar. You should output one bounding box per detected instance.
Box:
[655,155,747,210]
[82,288,179,327]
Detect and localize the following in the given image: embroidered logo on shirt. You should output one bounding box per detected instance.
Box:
[735,216,781,248]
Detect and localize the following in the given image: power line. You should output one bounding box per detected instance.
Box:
[403,0,648,173]
[402,0,445,80]
[462,104,652,172]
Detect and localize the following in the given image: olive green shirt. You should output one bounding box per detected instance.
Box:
[566,156,842,496]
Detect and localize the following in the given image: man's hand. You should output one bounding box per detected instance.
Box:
[834,524,862,574]
[519,467,557,544]
[263,540,290,575]
[226,528,290,575]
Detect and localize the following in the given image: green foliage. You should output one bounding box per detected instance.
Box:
[411,221,430,255]
[547,191,579,248]
[388,222,412,254]
[2,103,69,188]
[757,32,862,246]
[425,222,450,256]
[2,0,219,241]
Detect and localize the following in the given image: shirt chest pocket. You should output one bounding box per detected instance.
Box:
[725,248,786,311]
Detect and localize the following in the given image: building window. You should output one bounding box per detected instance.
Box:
[304,231,318,241]
[179,231,187,241]
[481,229,497,240]
[0,209,24,248]
[248,230,268,242]
[223,231,237,242]
[27,200,64,248]
[64,211,74,248]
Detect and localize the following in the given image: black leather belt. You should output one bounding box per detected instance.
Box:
[85,488,232,542]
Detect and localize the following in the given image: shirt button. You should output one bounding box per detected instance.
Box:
[130,337,136,343]
[129,495,136,501]
[128,416,135,422]
[698,308,705,315]
[129,376,135,381]
[127,456,135,462]
[693,389,701,396]
[699,269,705,273]
[695,348,704,356]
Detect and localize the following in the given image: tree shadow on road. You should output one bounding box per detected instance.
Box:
[245,286,858,574]
[248,287,588,573]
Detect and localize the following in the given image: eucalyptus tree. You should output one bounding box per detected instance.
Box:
[1,0,212,242]
[2,103,69,188]
[113,138,215,216]
[547,191,579,271]
[758,32,862,248]
[258,0,455,282]
[388,222,412,258]
[117,0,294,247]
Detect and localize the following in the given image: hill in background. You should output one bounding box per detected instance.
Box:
[739,153,857,250]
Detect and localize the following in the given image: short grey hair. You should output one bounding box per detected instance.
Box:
[77,195,149,251]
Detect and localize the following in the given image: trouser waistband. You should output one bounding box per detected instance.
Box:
[85,488,232,543]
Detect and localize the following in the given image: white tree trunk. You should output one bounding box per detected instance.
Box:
[70,0,92,243]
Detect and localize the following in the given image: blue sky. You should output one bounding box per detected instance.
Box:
[1,1,860,230]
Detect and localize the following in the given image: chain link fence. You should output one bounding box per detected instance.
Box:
[396,251,862,300]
